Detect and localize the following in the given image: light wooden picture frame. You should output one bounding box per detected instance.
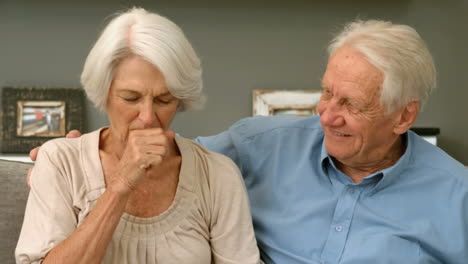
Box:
[252,89,322,117]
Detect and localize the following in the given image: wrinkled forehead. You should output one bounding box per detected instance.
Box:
[328,46,382,79]
[324,46,383,91]
[322,47,384,106]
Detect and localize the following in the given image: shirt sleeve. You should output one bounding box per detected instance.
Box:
[15,141,78,264]
[194,116,259,175]
[194,129,241,168]
[207,154,260,264]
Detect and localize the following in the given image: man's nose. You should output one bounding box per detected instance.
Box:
[319,100,345,127]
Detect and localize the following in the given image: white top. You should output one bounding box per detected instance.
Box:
[16,128,260,264]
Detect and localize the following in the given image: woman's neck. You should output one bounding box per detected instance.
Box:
[99,127,124,158]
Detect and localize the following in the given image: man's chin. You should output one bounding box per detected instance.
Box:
[325,141,352,161]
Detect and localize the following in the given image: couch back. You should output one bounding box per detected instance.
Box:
[0,160,32,264]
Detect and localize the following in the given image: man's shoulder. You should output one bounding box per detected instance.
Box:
[177,135,242,181]
[409,132,468,185]
[230,115,322,139]
[194,116,324,165]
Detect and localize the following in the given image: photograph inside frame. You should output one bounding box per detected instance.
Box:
[16,101,66,137]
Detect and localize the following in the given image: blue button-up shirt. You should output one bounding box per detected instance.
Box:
[195,115,468,264]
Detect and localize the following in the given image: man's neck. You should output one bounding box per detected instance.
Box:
[335,136,406,183]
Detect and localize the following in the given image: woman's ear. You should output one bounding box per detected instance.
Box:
[393,100,420,135]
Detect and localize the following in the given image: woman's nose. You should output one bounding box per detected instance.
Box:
[138,101,157,127]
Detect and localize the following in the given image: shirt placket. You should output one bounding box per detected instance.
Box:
[320,184,361,264]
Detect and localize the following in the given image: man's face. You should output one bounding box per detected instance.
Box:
[318,46,403,168]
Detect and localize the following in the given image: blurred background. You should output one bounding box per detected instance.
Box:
[0,0,466,164]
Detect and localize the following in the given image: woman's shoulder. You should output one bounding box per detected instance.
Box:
[39,137,81,162]
[39,128,102,161]
[31,128,104,205]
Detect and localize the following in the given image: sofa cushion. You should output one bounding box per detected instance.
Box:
[0,160,32,264]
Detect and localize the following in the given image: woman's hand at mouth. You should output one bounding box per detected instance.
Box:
[107,120,175,195]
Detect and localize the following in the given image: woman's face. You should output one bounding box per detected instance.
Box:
[106,55,179,142]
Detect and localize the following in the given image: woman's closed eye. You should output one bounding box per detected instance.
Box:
[154,98,171,104]
[118,91,174,105]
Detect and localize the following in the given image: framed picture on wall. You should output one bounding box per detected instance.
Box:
[1,87,85,153]
[252,89,322,117]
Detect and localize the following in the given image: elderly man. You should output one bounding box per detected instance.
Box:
[195,20,468,263]
[29,20,467,263]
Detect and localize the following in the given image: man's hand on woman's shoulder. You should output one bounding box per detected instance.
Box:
[26,130,83,186]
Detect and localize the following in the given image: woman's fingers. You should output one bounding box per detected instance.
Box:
[126,129,170,166]
[128,134,168,148]
[110,128,174,192]
[125,144,167,170]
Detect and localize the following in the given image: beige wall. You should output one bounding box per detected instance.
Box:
[1,0,467,164]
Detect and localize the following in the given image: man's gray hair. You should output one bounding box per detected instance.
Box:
[328,20,436,113]
[81,7,204,112]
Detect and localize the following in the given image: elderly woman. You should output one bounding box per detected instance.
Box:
[15,8,260,264]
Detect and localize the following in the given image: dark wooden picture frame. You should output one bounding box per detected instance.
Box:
[1,87,85,153]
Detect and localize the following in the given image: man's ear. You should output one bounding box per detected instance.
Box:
[393,100,420,135]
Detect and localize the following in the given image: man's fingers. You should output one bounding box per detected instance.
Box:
[27,130,81,187]
[29,147,40,162]
[66,130,82,138]
[26,167,33,187]
[29,130,81,161]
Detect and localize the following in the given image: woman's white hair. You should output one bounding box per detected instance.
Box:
[81,7,204,112]
[328,20,436,113]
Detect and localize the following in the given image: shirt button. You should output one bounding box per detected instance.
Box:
[335,225,343,232]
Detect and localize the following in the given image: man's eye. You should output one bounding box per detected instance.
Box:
[321,89,332,99]
[346,101,363,114]
[346,101,355,110]
[123,97,138,102]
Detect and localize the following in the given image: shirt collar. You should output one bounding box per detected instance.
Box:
[320,139,329,166]
[320,132,414,193]
[320,139,332,180]
[370,132,413,193]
